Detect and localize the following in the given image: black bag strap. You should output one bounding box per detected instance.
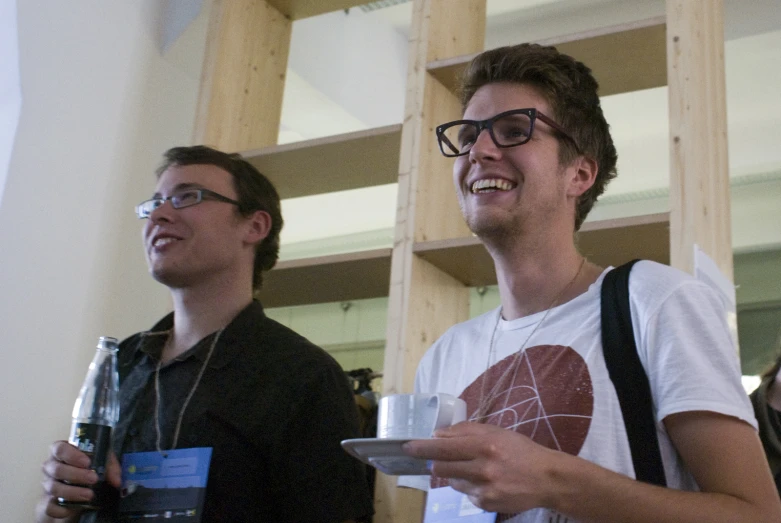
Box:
[601,259,667,487]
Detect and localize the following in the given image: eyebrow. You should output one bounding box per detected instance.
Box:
[151,182,206,199]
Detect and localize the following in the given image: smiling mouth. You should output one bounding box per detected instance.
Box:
[152,237,180,248]
[471,178,516,194]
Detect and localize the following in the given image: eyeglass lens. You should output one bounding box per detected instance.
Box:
[138,190,202,218]
[442,112,533,155]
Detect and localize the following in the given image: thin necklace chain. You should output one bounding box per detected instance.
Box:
[472,257,586,422]
[154,328,224,455]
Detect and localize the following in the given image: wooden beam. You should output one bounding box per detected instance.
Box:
[194,0,291,151]
[378,1,486,521]
[667,0,732,279]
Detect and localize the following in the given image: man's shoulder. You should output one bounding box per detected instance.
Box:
[627,259,694,286]
[237,312,344,374]
[624,260,709,306]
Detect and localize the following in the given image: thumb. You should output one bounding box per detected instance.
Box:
[106,452,122,488]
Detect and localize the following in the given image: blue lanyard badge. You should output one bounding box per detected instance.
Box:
[425,486,497,522]
[117,447,213,522]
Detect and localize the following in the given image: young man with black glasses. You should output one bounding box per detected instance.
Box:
[400,43,781,522]
[37,146,374,523]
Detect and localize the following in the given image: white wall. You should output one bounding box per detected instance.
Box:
[0,0,21,207]
[0,1,207,519]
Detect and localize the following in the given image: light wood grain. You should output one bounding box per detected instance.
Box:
[194,0,291,151]
[428,16,667,98]
[667,0,732,279]
[379,1,486,521]
[241,124,402,199]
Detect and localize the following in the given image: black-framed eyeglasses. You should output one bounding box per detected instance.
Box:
[135,189,240,219]
[435,108,580,157]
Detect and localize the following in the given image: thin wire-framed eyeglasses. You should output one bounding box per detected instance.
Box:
[135,189,240,219]
[435,108,580,157]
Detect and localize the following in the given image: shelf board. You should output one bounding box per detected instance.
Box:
[257,248,392,308]
[259,213,670,307]
[242,124,402,199]
[267,0,371,20]
[414,212,671,287]
[428,16,667,98]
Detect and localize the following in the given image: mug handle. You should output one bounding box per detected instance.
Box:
[432,393,466,431]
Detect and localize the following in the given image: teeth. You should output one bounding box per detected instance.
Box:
[154,237,177,247]
[471,178,515,193]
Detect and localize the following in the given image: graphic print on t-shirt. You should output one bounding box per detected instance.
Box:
[431,345,593,492]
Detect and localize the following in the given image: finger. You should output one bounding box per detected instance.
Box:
[42,457,98,486]
[50,440,91,468]
[41,476,95,504]
[433,421,503,438]
[106,452,122,488]
[403,436,482,461]
[44,497,82,519]
[430,458,493,484]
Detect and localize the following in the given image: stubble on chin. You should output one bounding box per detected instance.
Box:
[462,206,522,247]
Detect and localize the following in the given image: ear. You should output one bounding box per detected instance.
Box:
[243,210,273,246]
[567,155,598,199]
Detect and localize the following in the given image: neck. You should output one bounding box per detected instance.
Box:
[164,275,253,362]
[486,230,602,320]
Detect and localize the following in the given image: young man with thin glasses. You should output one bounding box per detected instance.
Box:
[36,146,374,523]
[400,43,781,522]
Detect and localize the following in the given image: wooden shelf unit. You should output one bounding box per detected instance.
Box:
[428,16,667,97]
[196,1,732,521]
[243,124,402,199]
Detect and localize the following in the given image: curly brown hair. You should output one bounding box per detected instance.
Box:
[459,43,618,231]
[156,145,283,291]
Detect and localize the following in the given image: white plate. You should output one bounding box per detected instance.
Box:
[341,438,431,475]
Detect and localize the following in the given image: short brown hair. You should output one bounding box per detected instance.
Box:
[459,43,618,231]
[156,145,283,291]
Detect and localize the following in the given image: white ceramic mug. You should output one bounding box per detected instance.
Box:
[376,393,466,439]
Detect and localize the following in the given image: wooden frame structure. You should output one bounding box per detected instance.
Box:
[195,1,731,521]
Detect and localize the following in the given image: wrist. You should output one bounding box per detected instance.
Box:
[540,448,583,514]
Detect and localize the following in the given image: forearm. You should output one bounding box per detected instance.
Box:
[548,452,778,523]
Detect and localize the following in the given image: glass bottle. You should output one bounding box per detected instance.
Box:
[58,336,120,512]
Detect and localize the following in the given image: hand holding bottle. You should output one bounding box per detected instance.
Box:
[38,445,121,521]
[36,336,121,523]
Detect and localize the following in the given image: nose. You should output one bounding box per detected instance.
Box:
[468,127,501,162]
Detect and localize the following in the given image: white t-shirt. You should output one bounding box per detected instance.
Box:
[399,261,756,523]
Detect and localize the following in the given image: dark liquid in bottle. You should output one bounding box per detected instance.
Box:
[57,423,113,510]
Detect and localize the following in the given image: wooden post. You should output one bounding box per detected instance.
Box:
[194,0,291,151]
[376,1,486,521]
[667,0,733,280]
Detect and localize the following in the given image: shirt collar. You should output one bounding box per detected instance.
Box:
[132,300,267,369]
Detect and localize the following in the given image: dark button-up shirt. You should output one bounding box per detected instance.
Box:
[98,300,373,522]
